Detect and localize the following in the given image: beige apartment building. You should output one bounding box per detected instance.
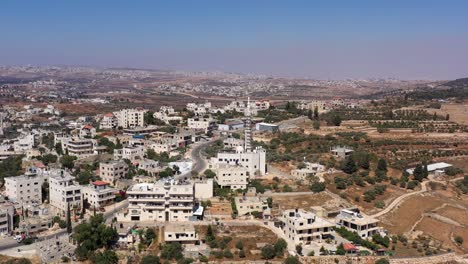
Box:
[281,209,335,245]
[336,209,380,238]
[49,174,82,216]
[99,160,128,184]
[120,180,194,222]
[82,181,116,209]
[215,164,250,190]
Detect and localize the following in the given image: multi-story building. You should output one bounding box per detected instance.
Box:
[5,168,45,204]
[49,173,82,216]
[99,160,128,184]
[62,137,95,158]
[211,147,267,176]
[113,108,147,129]
[281,208,335,245]
[235,195,269,217]
[215,164,250,190]
[291,162,325,181]
[82,181,116,209]
[298,100,327,113]
[120,180,195,222]
[114,146,145,161]
[187,117,217,133]
[100,113,118,130]
[0,202,15,235]
[336,209,380,239]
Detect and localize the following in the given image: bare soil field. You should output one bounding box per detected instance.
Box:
[325,173,409,214]
[415,217,468,253]
[380,193,447,234]
[196,225,281,261]
[436,205,468,228]
[205,200,233,219]
[271,192,338,215]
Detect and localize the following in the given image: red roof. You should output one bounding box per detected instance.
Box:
[104,113,114,117]
[343,243,358,251]
[34,161,46,168]
[83,125,94,129]
[92,181,109,186]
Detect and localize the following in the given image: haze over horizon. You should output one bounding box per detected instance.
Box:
[1,0,468,80]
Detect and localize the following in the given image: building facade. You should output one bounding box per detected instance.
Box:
[121,180,195,222]
[49,174,82,216]
[99,160,129,184]
[281,209,334,245]
[82,181,116,209]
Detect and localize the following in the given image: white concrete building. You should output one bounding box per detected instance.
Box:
[99,160,129,184]
[49,173,82,216]
[5,168,45,204]
[291,162,325,181]
[164,224,199,244]
[62,137,96,158]
[336,209,380,239]
[215,164,250,190]
[211,147,267,176]
[187,117,217,133]
[193,179,214,200]
[120,180,195,222]
[13,134,36,152]
[100,113,118,130]
[113,108,147,129]
[82,181,116,209]
[235,196,269,217]
[281,209,334,245]
[114,146,145,161]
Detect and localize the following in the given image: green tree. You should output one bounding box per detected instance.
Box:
[66,203,72,234]
[55,143,63,155]
[284,256,301,264]
[274,238,288,256]
[161,242,184,260]
[93,249,119,264]
[342,155,358,174]
[332,114,342,126]
[295,244,302,255]
[60,155,77,170]
[377,158,388,172]
[313,120,320,130]
[413,164,424,182]
[313,106,319,120]
[375,258,390,264]
[261,245,276,260]
[140,255,160,264]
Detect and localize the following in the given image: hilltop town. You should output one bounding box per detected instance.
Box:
[0,67,467,264]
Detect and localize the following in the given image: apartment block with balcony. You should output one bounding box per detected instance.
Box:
[49,173,82,216]
[83,181,116,209]
[63,137,95,158]
[119,180,195,222]
[281,208,335,245]
[99,160,128,184]
[336,209,380,239]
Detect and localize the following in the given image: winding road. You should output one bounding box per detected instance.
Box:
[371,176,465,218]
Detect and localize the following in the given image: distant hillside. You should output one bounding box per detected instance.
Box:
[443,77,468,88]
[407,77,468,100]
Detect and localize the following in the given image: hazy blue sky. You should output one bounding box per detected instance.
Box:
[1,0,467,79]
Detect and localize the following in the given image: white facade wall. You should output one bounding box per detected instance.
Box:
[49,175,82,215]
